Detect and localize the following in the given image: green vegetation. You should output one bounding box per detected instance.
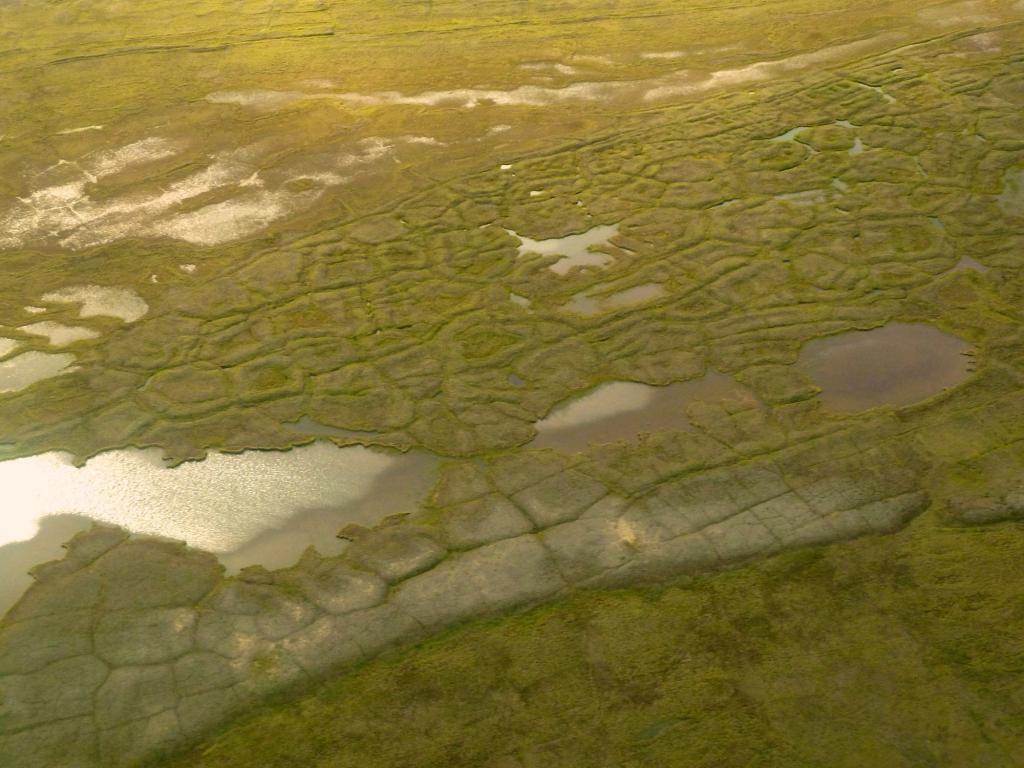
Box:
[155,513,1024,768]
[1,1,1021,469]
[2,1,1024,766]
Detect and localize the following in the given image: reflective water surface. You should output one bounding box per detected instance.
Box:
[39,285,149,322]
[507,224,621,275]
[0,442,437,611]
[21,321,100,346]
[561,282,666,315]
[797,322,973,411]
[532,371,753,451]
[0,514,93,614]
[0,338,19,358]
[0,351,77,393]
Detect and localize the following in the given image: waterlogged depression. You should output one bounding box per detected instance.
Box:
[0,443,437,610]
[0,351,77,393]
[2,2,1024,764]
[0,136,409,249]
[205,32,905,113]
[507,224,621,274]
[797,323,974,411]
[533,372,754,450]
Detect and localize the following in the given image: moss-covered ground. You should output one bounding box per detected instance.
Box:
[1,0,1021,470]
[154,511,1024,768]
[2,0,1024,765]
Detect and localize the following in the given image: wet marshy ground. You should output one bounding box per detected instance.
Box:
[797,323,974,412]
[2,3,1024,765]
[532,372,754,450]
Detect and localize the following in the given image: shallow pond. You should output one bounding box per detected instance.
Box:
[562,282,666,316]
[604,282,667,309]
[532,372,752,451]
[507,224,620,275]
[0,351,76,393]
[0,514,93,614]
[0,443,437,612]
[40,285,149,322]
[21,321,100,346]
[776,190,827,204]
[796,322,972,411]
[0,338,19,358]
[509,292,532,309]
[771,126,808,142]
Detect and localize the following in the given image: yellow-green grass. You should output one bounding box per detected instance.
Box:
[154,511,1024,768]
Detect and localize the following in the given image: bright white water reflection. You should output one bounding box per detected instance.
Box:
[0,351,76,392]
[0,442,436,567]
[507,224,621,275]
[40,285,149,323]
[0,338,19,358]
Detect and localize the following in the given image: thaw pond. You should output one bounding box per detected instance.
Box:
[772,126,808,142]
[532,372,752,450]
[562,282,666,316]
[0,514,93,615]
[797,322,972,411]
[776,190,827,204]
[0,351,76,392]
[507,224,620,275]
[21,322,100,346]
[0,443,437,612]
[40,285,149,322]
[0,338,19,358]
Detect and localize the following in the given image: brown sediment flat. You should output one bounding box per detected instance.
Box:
[532,371,753,451]
[797,322,973,412]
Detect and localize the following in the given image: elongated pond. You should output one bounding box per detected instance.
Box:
[0,442,437,612]
[532,371,753,450]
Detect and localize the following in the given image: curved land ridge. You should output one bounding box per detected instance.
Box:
[4,407,1024,766]
[1,2,1024,766]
